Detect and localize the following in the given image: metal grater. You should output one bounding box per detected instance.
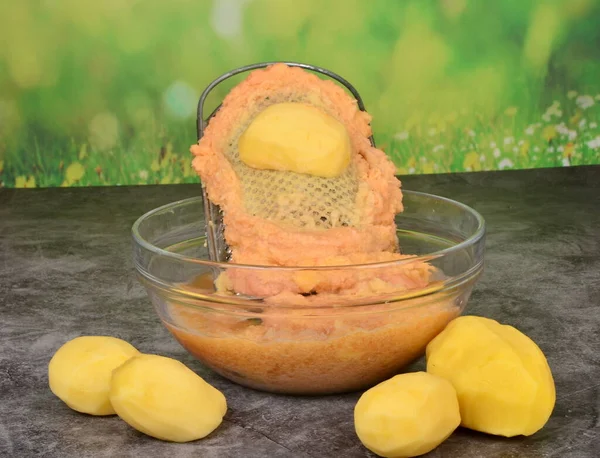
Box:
[195,61,375,263]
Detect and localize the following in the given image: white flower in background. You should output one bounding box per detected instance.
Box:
[164,80,198,119]
[590,122,598,129]
[533,155,538,161]
[518,139,525,146]
[579,119,587,129]
[493,148,501,158]
[139,170,149,180]
[434,164,439,171]
[555,122,569,135]
[467,130,476,137]
[394,131,409,141]
[490,141,497,148]
[576,95,595,110]
[568,130,577,141]
[525,125,535,135]
[432,144,444,153]
[557,145,564,152]
[210,0,251,39]
[533,146,540,153]
[465,167,472,172]
[409,167,416,174]
[562,158,570,167]
[542,102,562,121]
[504,136,514,145]
[512,146,519,153]
[567,90,578,99]
[428,128,437,136]
[480,154,485,162]
[587,136,600,149]
[420,156,427,162]
[547,146,555,153]
[498,159,514,170]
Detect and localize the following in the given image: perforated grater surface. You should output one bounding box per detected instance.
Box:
[196,62,376,263]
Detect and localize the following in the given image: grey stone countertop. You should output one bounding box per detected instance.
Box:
[1,165,599,457]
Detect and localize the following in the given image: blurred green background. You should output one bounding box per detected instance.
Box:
[1,0,599,188]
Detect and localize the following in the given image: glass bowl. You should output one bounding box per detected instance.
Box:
[132,190,485,395]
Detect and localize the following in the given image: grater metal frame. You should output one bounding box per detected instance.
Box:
[195,61,375,263]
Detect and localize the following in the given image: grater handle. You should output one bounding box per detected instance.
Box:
[196,61,376,147]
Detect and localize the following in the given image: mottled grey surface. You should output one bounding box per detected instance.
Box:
[1,166,599,458]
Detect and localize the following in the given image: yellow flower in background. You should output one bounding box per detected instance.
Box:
[160,175,172,184]
[60,162,85,187]
[396,167,409,175]
[408,157,417,168]
[569,112,582,126]
[182,159,192,177]
[79,144,88,160]
[66,162,85,183]
[157,142,175,169]
[160,151,172,169]
[15,175,36,188]
[463,151,481,171]
[542,125,556,141]
[564,143,575,158]
[504,106,518,117]
[423,163,434,174]
[520,140,530,156]
[151,160,160,172]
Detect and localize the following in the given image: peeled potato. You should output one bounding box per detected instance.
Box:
[426,315,555,437]
[354,372,461,458]
[238,102,351,178]
[48,336,140,416]
[109,354,227,442]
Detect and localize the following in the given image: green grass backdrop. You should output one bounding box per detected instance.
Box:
[1,0,599,188]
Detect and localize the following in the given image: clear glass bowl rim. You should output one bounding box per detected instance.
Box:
[131,190,486,272]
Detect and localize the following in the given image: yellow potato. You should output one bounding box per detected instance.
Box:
[426,315,555,437]
[354,372,461,458]
[238,102,351,178]
[48,336,140,416]
[109,354,227,442]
